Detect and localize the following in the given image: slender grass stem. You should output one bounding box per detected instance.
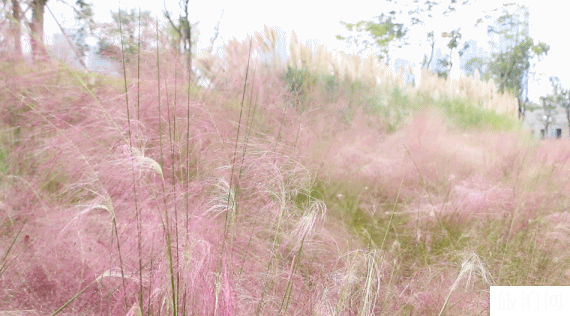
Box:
[404,144,457,250]
[164,55,182,311]
[116,8,134,310]
[214,36,253,316]
[238,61,258,181]
[0,218,28,277]
[380,178,403,251]
[155,15,178,315]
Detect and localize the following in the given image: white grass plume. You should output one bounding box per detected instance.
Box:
[438,251,493,316]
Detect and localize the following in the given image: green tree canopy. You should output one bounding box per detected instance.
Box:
[336,0,473,69]
[471,2,549,119]
[95,8,156,62]
[336,12,406,64]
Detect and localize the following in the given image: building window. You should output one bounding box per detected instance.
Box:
[556,128,562,139]
[540,129,545,139]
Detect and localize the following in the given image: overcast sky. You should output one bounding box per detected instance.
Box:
[44,0,567,103]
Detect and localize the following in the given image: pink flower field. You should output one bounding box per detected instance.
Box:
[0,33,569,316]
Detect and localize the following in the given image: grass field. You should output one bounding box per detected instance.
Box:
[0,31,568,315]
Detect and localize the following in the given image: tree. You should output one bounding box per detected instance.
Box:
[336,11,407,64]
[410,0,472,73]
[164,0,197,82]
[95,8,156,62]
[421,31,435,70]
[9,0,22,58]
[30,0,48,62]
[162,13,199,59]
[436,28,469,78]
[69,0,94,59]
[488,38,549,120]
[0,0,22,58]
[337,0,473,69]
[472,3,549,120]
[2,0,94,63]
[464,56,484,76]
[45,0,94,68]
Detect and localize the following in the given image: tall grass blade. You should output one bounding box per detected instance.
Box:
[0,218,27,276]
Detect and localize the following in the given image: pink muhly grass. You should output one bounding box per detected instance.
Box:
[4,21,570,315]
[438,251,492,315]
[205,36,285,110]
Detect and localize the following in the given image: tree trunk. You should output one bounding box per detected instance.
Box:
[11,0,22,59]
[187,22,192,83]
[449,48,454,76]
[518,97,524,120]
[427,42,434,70]
[183,0,192,83]
[30,0,48,63]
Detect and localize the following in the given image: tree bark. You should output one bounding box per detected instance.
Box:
[187,20,192,83]
[182,0,192,83]
[11,0,22,59]
[518,98,522,120]
[427,41,434,70]
[30,0,48,63]
[164,3,192,81]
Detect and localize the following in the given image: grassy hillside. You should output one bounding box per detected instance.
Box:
[0,34,568,316]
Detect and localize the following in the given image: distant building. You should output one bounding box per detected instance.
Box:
[49,32,120,77]
[85,48,120,77]
[49,32,85,69]
[524,107,568,139]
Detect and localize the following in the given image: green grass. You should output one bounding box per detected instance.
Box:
[283,63,519,134]
[436,97,521,130]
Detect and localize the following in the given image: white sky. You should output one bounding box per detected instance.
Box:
[44,0,567,103]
